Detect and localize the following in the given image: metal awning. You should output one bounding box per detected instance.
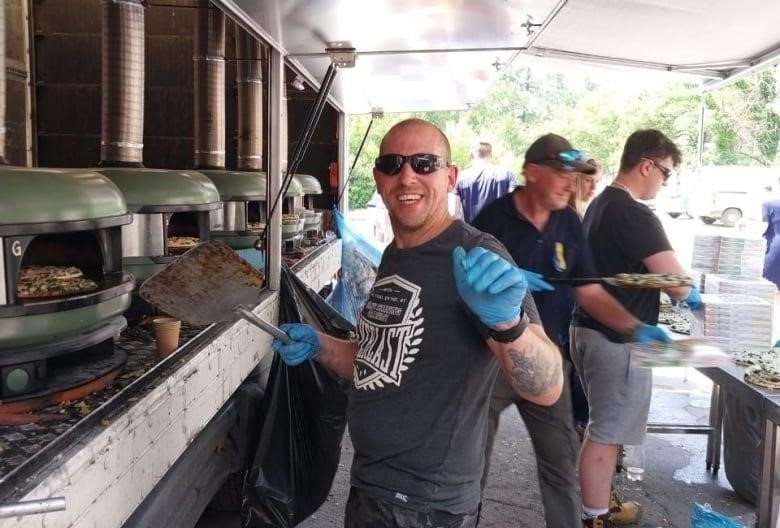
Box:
[214,0,780,114]
[527,0,780,91]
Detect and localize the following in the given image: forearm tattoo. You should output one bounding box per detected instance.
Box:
[504,339,562,397]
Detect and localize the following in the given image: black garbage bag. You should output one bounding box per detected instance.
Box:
[242,265,353,527]
[722,390,762,505]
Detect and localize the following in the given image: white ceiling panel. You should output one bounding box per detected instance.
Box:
[527,0,780,78]
[215,0,780,114]
[292,50,520,114]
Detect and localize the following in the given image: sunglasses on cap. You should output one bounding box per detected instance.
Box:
[530,149,587,170]
[375,153,450,176]
[641,157,676,182]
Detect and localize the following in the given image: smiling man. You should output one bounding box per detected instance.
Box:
[271,118,563,528]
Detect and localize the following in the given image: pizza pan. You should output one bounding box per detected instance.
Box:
[139,239,290,343]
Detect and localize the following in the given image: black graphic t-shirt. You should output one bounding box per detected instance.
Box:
[348,220,538,514]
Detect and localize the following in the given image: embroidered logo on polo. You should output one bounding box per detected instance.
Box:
[553,241,567,272]
[355,275,423,390]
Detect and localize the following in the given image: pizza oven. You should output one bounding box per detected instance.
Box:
[293,173,323,209]
[292,173,325,244]
[0,167,135,397]
[278,175,306,254]
[95,168,222,284]
[200,169,268,250]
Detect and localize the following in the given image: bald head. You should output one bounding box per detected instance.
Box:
[379,118,452,162]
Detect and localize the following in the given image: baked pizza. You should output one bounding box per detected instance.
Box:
[734,348,778,366]
[744,364,780,390]
[168,236,199,248]
[167,236,199,254]
[613,273,693,289]
[669,323,691,336]
[16,265,98,299]
[19,265,83,282]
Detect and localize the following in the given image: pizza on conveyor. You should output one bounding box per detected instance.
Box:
[16,265,98,299]
[613,273,693,288]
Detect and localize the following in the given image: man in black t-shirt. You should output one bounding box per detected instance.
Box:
[271,118,563,528]
[473,133,669,528]
[572,129,701,528]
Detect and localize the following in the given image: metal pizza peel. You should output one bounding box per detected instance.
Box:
[545,274,693,288]
[139,239,291,343]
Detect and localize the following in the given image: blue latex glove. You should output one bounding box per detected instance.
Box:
[632,323,672,344]
[684,286,703,310]
[271,323,320,366]
[452,246,553,326]
[520,269,555,293]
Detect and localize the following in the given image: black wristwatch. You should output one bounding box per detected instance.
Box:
[488,313,530,343]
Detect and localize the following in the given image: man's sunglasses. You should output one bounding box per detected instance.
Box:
[530,149,586,170]
[642,157,676,182]
[375,153,450,176]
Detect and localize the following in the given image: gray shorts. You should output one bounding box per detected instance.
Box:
[569,326,652,445]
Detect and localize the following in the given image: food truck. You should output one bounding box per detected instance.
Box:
[1,1,779,527]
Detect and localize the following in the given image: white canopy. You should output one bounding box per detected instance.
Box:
[214,0,780,114]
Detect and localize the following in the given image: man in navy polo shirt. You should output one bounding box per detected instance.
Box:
[473,133,669,527]
[455,142,516,223]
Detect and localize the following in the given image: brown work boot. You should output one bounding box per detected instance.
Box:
[582,513,615,527]
[608,490,641,524]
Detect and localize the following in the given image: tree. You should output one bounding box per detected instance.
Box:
[345,64,779,209]
[703,68,780,166]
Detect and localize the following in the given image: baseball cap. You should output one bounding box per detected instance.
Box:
[524,133,598,174]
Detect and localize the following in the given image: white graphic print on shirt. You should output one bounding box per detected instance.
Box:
[355,275,424,390]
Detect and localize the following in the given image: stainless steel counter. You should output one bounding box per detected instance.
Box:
[697,365,780,528]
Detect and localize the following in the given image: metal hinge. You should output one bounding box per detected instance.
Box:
[325,41,357,68]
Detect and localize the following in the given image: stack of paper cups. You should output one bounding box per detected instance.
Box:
[152,317,181,359]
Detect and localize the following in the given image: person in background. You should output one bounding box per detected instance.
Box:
[473,134,670,528]
[271,118,563,528]
[761,184,780,289]
[569,159,603,217]
[571,129,702,528]
[455,142,516,223]
[567,159,603,434]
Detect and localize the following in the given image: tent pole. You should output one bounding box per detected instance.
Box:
[696,92,705,168]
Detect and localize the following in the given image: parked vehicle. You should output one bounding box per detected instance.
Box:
[688,166,778,226]
[655,181,692,219]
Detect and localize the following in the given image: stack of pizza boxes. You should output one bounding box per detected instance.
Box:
[704,274,776,320]
[690,235,720,275]
[695,293,773,353]
[715,236,764,278]
[690,235,765,290]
